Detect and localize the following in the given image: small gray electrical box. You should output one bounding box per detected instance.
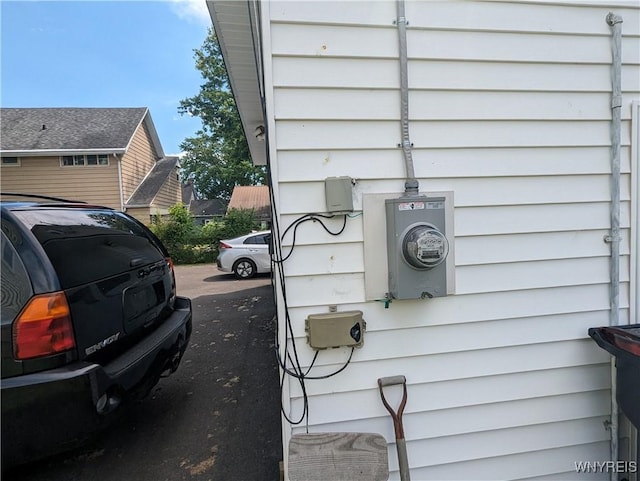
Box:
[305,310,365,350]
[325,176,354,213]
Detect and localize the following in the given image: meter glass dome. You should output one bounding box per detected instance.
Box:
[401,225,449,269]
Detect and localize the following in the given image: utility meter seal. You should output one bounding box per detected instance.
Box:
[401,223,449,269]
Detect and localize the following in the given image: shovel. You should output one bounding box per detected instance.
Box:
[378,375,410,481]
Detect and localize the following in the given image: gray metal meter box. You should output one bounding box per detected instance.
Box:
[385,195,450,300]
[325,176,354,213]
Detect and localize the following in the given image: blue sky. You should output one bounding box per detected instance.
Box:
[1,0,211,155]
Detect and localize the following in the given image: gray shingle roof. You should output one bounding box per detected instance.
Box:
[182,180,198,204]
[0,107,150,153]
[189,199,227,217]
[126,156,179,206]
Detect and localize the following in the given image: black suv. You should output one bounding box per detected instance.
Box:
[1,195,192,468]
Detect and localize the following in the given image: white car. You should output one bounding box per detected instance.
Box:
[216,231,272,279]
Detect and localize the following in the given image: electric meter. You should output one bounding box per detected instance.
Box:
[385,195,452,300]
[402,225,449,269]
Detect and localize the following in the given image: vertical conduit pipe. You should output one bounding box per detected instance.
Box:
[606,12,623,478]
[396,0,419,196]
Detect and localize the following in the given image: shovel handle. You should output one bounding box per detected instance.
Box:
[378,375,406,387]
[377,375,407,439]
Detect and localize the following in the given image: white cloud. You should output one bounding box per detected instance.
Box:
[168,0,211,26]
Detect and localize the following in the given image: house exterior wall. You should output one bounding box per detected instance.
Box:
[263,1,640,479]
[125,207,152,225]
[152,166,182,212]
[121,121,159,203]
[0,155,121,208]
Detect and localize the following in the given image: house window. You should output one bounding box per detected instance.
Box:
[61,154,109,167]
[1,157,20,166]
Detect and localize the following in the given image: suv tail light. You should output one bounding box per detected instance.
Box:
[13,292,76,360]
[219,242,232,249]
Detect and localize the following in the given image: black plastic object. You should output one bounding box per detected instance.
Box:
[588,324,640,429]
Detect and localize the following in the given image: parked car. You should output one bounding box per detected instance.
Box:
[216,230,272,279]
[0,194,192,469]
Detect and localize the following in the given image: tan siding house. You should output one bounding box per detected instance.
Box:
[0,155,122,208]
[120,119,161,204]
[209,1,640,480]
[0,107,180,224]
[126,156,182,224]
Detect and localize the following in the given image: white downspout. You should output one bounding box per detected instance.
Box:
[116,154,125,211]
[606,12,623,477]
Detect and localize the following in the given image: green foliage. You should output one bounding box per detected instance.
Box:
[150,204,260,265]
[168,203,193,226]
[179,29,266,201]
[220,208,258,239]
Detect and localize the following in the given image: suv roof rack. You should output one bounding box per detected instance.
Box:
[0,192,87,204]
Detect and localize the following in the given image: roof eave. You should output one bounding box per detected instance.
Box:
[207,0,266,166]
[124,108,165,159]
[1,148,127,157]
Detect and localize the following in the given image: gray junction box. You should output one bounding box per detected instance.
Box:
[325,176,354,213]
[385,195,450,300]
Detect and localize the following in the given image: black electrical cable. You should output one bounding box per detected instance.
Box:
[276,347,355,380]
[248,0,354,429]
[305,351,319,376]
[246,0,309,427]
[277,214,347,263]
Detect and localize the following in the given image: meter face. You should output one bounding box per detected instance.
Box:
[401,225,449,269]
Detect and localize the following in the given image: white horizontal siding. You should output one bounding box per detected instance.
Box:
[277,175,632,209]
[271,1,640,35]
[275,90,633,121]
[279,202,632,237]
[411,442,610,480]
[271,23,640,65]
[289,255,630,295]
[291,365,611,425]
[298,390,612,436]
[276,147,633,181]
[275,119,630,150]
[286,312,622,368]
[265,0,640,479]
[282,242,632,289]
[280,230,632,269]
[289,339,612,395]
[273,57,640,92]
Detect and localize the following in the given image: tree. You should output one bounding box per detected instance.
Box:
[179,29,266,201]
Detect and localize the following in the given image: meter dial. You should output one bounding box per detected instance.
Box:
[401,224,449,269]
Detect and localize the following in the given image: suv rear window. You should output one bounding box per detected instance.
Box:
[1,230,33,322]
[12,209,164,289]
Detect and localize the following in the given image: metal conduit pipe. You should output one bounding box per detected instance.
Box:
[606,12,623,479]
[396,0,419,197]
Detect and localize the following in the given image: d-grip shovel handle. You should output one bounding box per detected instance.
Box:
[377,375,408,439]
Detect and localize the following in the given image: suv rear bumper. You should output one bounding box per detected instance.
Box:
[1,296,192,468]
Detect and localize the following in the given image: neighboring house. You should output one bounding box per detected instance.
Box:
[228,185,271,228]
[182,178,198,205]
[189,199,227,225]
[210,1,640,479]
[0,107,181,224]
[181,179,227,225]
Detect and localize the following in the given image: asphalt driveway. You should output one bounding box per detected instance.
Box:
[5,264,282,481]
